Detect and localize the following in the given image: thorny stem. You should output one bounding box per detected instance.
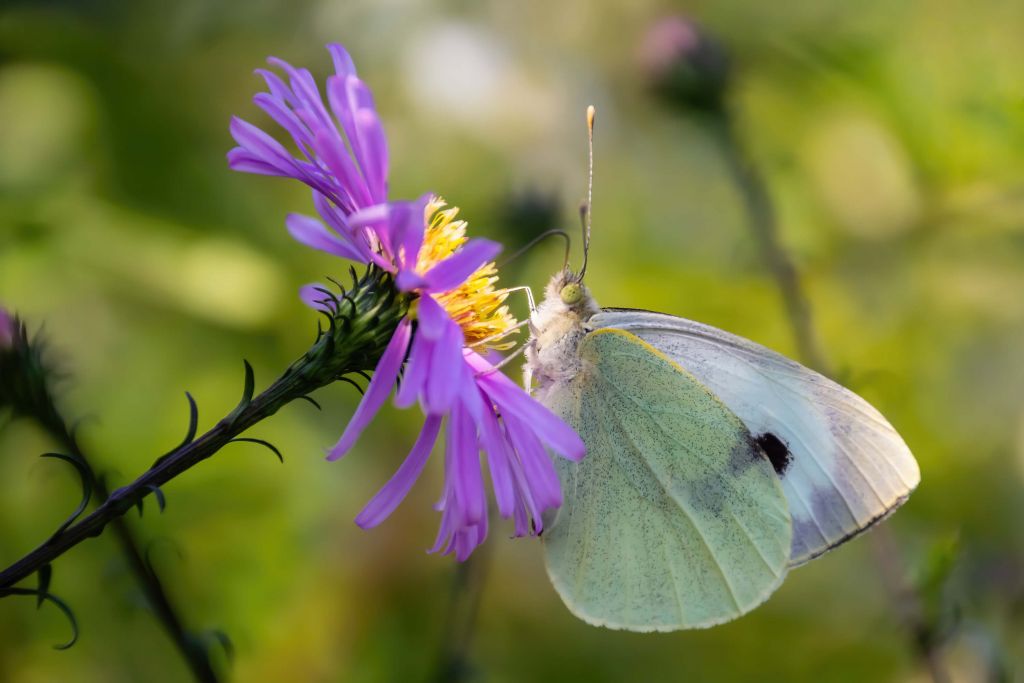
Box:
[0,268,407,597]
[39,410,220,683]
[710,111,829,372]
[709,106,949,683]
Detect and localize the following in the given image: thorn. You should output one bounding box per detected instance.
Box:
[37,565,52,607]
[228,437,283,463]
[338,377,365,396]
[40,453,92,537]
[0,586,80,649]
[184,392,199,443]
[239,360,255,409]
[145,485,167,513]
[296,395,322,411]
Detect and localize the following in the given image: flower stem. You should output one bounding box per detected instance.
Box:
[38,408,221,683]
[709,106,949,683]
[0,268,407,596]
[432,514,494,683]
[710,111,828,372]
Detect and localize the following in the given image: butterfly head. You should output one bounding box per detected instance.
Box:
[541,268,599,319]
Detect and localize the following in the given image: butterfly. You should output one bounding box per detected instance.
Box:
[522,107,920,632]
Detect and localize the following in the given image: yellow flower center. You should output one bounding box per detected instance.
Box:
[416,196,518,350]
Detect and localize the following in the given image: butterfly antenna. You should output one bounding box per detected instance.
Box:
[497,229,572,270]
[578,105,595,281]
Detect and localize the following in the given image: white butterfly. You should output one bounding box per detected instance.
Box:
[521,107,919,632]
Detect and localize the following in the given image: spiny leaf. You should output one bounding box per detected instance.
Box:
[152,392,199,467]
[179,392,199,447]
[239,360,255,410]
[37,564,52,607]
[40,452,92,537]
[228,437,283,463]
[0,586,79,649]
[296,395,322,411]
[145,485,166,513]
[338,377,365,396]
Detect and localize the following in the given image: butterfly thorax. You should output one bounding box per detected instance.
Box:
[525,271,601,391]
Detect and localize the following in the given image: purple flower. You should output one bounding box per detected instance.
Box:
[0,307,14,350]
[230,45,585,560]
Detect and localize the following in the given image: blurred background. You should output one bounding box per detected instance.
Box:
[1,0,1022,681]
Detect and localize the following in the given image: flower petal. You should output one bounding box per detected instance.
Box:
[327,43,357,78]
[477,391,515,518]
[448,401,486,526]
[354,414,442,529]
[425,319,465,413]
[286,213,365,262]
[229,116,297,173]
[421,238,502,293]
[415,294,450,341]
[299,283,333,312]
[394,332,429,409]
[327,318,412,460]
[466,352,585,461]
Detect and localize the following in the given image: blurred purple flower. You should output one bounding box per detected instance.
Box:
[230,44,585,559]
[0,307,13,350]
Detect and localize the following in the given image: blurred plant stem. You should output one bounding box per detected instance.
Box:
[0,268,406,604]
[32,403,221,682]
[431,514,493,683]
[709,107,950,683]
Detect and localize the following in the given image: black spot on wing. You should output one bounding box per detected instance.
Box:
[756,432,792,476]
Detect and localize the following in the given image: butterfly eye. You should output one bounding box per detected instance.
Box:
[560,283,583,305]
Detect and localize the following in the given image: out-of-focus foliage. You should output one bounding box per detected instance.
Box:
[1,0,1022,681]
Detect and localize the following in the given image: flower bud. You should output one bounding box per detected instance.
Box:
[639,17,731,113]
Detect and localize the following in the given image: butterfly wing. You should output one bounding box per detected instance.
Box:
[591,309,920,567]
[539,328,791,631]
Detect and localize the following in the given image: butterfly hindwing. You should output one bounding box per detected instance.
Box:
[591,309,920,566]
[540,328,792,631]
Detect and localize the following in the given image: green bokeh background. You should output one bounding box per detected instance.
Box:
[1,1,1022,681]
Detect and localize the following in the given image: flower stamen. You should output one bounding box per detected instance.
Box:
[419,197,518,350]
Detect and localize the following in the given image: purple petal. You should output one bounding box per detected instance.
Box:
[468,353,586,461]
[349,202,396,259]
[424,320,464,413]
[421,238,502,293]
[327,318,412,460]
[415,294,450,341]
[327,43,357,77]
[255,68,296,106]
[254,92,313,149]
[355,415,442,529]
[396,270,429,291]
[299,282,333,311]
[504,414,563,512]
[229,117,297,173]
[447,402,486,526]
[353,108,388,202]
[394,332,430,409]
[477,392,515,517]
[286,213,365,262]
[313,126,373,210]
[226,148,287,176]
[388,196,432,278]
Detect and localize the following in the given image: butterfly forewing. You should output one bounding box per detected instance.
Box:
[591,309,920,566]
[541,328,791,631]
